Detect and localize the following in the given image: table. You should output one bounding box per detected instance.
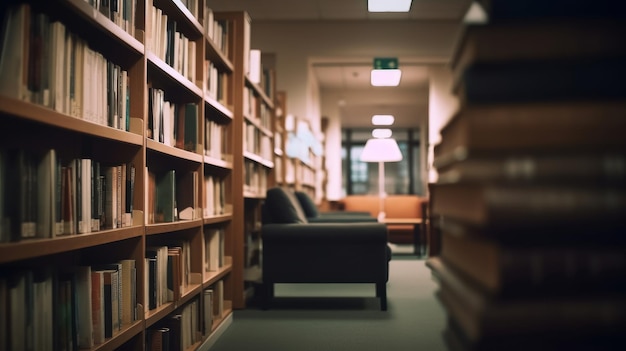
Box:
[379,218,425,256]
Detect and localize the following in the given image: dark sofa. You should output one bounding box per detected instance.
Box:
[261,187,390,310]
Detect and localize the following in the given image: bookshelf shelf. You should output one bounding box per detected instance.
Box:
[145,219,204,235]
[61,0,145,54]
[0,226,144,264]
[147,139,204,163]
[147,53,204,99]
[205,257,233,285]
[205,95,235,119]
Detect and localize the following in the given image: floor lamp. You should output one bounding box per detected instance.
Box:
[360,138,403,222]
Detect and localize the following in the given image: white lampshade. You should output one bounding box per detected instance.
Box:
[360,138,403,162]
[370,69,402,86]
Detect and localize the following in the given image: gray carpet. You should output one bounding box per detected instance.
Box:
[208,253,448,351]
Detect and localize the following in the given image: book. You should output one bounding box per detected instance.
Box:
[476,0,626,22]
[206,228,222,272]
[455,57,626,104]
[8,271,27,351]
[54,273,75,351]
[433,101,626,168]
[450,19,626,90]
[442,314,626,351]
[146,257,158,310]
[203,289,213,335]
[0,3,29,100]
[61,164,75,235]
[99,269,119,339]
[0,149,5,241]
[184,103,198,152]
[148,327,170,351]
[104,165,119,229]
[435,152,626,186]
[167,247,182,301]
[74,266,93,348]
[176,170,198,220]
[248,49,261,84]
[92,263,123,332]
[90,270,105,344]
[156,170,176,223]
[168,314,183,351]
[120,259,136,325]
[431,182,626,230]
[427,257,626,343]
[439,230,626,296]
[35,148,57,239]
[32,269,53,350]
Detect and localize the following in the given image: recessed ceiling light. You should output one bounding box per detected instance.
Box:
[372,115,395,125]
[368,0,412,12]
[370,69,402,86]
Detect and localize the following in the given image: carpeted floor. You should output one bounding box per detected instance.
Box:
[208,247,448,351]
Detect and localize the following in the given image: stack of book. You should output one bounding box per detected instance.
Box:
[427,1,626,350]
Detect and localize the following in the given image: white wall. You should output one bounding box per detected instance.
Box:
[250,20,462,197]
[427,65,460,184]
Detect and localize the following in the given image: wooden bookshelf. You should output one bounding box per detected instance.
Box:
[0,0,246,349]
[213,11,278,307]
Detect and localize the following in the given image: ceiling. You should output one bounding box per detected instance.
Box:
[206,0,471,128]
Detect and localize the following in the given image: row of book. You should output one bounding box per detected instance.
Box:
[428,1,626,350]
[146,280,226,351]
[203,174,228,218]
[244,122,274,161]
[146,296,202,351]
[147,3,197,82]
[243,160,269,197]
[204,116,228,161]
[203,7,229,56]
[0,148,135,243]
[244,86,273,130]
[85,0,137,37]
[0,3,131,130]
[147,88,198,152]
[0,260,137,350]
[205,227,226,273]
[205,59,230,105]
[145,242,193,311]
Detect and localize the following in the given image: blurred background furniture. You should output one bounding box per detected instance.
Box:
[339,195,428,247]
[261,187,391,310]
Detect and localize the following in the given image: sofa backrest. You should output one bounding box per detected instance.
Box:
[263,187,309,224]
[294,191,319,218]
[341,195,426,219]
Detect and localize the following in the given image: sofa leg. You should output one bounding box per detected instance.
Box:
[376,283,387,311]
[262,283,274,310]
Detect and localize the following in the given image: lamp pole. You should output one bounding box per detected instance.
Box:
[378,160,386,221]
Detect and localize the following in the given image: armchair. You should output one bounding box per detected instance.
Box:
[261,187,390,310]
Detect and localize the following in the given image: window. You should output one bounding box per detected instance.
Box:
[341,128,422,196]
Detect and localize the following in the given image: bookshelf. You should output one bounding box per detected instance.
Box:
[427,1,626,349]
[212,11,277,308]
[0,0,255,349]
[284,115,324,203]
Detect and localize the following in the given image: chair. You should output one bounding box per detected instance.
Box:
[261,187,390,310]
[294,191,376,223]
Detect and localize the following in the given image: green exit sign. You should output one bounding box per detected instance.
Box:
[373,57,398,70]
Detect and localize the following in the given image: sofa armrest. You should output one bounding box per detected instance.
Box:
[262,223,388,244]
[320,211,373,216]
[308,215,378,223]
